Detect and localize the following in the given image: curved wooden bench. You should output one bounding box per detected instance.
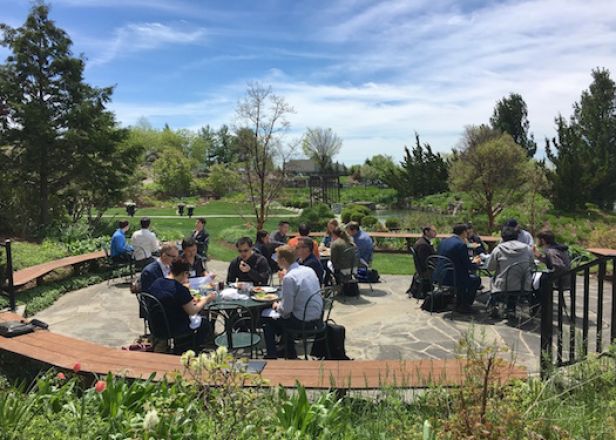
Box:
[0,312,526,389]
[12,251,105,288]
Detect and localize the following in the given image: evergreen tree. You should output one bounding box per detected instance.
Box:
[0,3,136,230]
[546,68,616,211]
[490,93,537,157]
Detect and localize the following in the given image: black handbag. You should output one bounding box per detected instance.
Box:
[0,321,35,338]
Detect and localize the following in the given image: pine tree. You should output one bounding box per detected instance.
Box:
[490,93,537,157]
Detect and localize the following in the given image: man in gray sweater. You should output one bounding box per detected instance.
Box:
[486,225,534,315]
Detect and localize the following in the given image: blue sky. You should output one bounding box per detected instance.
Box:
[2,0,616,164]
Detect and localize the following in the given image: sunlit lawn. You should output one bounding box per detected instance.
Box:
[104,200,294,217]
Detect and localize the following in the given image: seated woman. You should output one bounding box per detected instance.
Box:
[147,258,216,351]
[321,218,339,249]
[329,227,357,282]
[181,237,207,277]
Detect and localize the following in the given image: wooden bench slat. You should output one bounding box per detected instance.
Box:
[12,251,105,287]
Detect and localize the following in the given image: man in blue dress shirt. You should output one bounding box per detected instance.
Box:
[436,223,481,314]
[345,221,373,266]
[110,220,134,263]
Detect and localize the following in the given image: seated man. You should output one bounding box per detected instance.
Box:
[436,223,481,313]
[271,221,290,245]
[141,243,179,293]
[191,217,209,258]
[131,217,159,269]
[486,225,534,315]
[408,225,437,297]
[262,245,323,359]
[181,237,207,278]
[345,221,373,266]
[533,229,571,292]
[110,220,134,263]
[287,224,320,257]
[147,258,216,352]
[226,237,271,286]
[295,237,324,284]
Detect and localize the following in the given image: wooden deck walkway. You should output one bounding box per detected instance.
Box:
[0,313,526,389]
[12,250,105,288]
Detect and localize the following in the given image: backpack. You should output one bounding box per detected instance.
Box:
[310,321,351,360]
[341,281,359,297]
[356,267,380,283]
[407,274,433,299]
[420,291,452,313]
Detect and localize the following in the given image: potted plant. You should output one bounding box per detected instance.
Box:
[177,202,186,216]
[187,205,195,218]
[125,202,136,217]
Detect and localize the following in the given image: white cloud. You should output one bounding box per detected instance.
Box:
[89,22,206,66]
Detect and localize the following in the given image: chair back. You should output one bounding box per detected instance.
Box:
[409,246,422,274]
[136,292,172,340]
[500,261,534,293]
[427,255,457,289]
[570,254,590,269]
[302,291,325,323]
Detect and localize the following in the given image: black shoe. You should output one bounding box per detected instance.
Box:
[263,353,278,360]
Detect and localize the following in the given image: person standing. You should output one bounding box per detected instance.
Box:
[226,237,271,285]
[131,217,159,268]
[262,245,323,359]
[436,223,481,313]
[192,217,209,258]
[110,220,134,263]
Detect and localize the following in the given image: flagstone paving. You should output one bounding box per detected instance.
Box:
[33,259,612,376]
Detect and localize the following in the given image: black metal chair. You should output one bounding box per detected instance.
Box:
[344,246,374,292]
[486,261,534,319]
[136,292,198,354]
[408,246,433,298]
[212,303,262,359]
[425,255,458,312]
[283,291,332,360]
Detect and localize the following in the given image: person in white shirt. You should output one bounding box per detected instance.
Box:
[131,217,160,268]
[262,245,323,359]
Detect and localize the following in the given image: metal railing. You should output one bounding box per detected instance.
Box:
[540,255,616,377]
[0,239,16,311]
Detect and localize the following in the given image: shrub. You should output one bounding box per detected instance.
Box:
[361,215,378,229]
[220,225,257,245]
[341,205,371,223]
[385,217,401,230]
[588,226,616,249]
[296,203,334,231]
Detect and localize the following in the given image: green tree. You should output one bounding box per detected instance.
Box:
[206,163,241,197]
[0,3,134,230]
[546,68,616,211]
[302,127,342,173]
[384,134,448,199]
[490,93,537,157]
[235,82,295,229]
[153,149,193,196]
[450,131,530,229]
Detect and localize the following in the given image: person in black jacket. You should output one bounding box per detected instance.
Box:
[226,237,271,285]
[254,230,280,272]
[408,225,437,297]
[295,237,324,284]
[192,217,209,258]
[140,243,179,292]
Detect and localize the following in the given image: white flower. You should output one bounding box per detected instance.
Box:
[180,350,196,367]
[143,409,160,431]
[216,346,228,357]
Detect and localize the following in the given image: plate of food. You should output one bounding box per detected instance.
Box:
[252,286,278,294]
[252,292,279,302]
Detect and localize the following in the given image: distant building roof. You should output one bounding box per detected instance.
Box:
[286,159,319,174]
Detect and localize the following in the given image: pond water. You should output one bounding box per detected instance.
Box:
[374,209,411,222]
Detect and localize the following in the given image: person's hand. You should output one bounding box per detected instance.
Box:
[532,245,541,258]
[272,301,279,310]
[206,292,217,303]
[472,255,481,264]
[277,270,286,281]
[239,261,251,273]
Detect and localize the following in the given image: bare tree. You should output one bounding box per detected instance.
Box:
[235,82,296,229]
[302,127,343,172]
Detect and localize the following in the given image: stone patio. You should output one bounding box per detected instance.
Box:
[33,259,612,375]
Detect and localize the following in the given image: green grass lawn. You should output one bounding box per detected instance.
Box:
[104,200,294,217]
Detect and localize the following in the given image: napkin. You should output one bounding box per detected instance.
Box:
[189,314,202,330]
[220,288,249,300]
[261,308,280,319]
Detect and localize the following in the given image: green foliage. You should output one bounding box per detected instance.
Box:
[450,130,531,228]
[206,163,241,197]
[152,148,193,196]
[220,225,257,245]
[546,68,616,212]
[297,204,334,231]
[361,215,378,228]
[385,217,400,230]
[490,93,537,157]
[0,3,135,233]
[341,204,372,224]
